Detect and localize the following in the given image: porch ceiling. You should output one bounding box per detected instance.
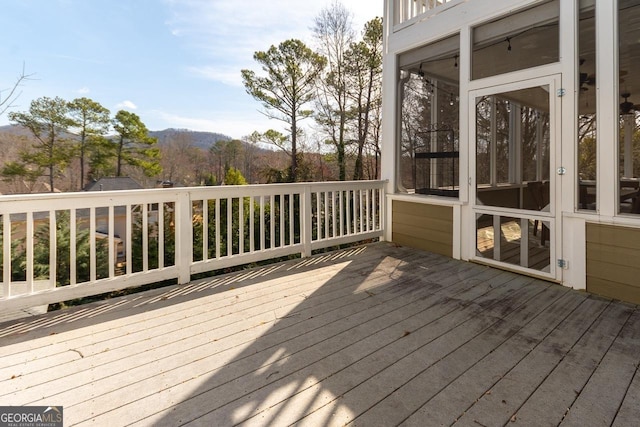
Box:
[402,2,640,116]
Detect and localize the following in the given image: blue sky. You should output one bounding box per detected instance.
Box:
[0,0,382,139]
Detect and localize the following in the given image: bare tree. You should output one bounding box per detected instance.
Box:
[313,2,355,181]
[1,65,33,117]
[345,17,383,180]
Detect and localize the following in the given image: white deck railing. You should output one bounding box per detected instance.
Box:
[393,0,454,27]
[0,181,385,311]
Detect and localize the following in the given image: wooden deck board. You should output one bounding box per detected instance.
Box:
[453,299,628,427]
[560,308,640,427]
[0,242,638,427]
[214,271,525,427]
[399,289,587,426]
[93,261,498,426]
[336,278,561,427]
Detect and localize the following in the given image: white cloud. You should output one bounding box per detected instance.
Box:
[165,0,382,85]
[116,100,138,110]
[76,87,90,94]
[187,65,244,87]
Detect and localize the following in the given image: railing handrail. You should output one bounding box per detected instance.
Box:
[0,180,386,312]
[392,0,458,27]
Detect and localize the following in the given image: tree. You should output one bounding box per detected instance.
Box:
[1,65,32,117]
[241,39,326,182]
[0,160,40,191]
[32,211,109,286]
[313,2,355,181]
[68,97,110,190]
[8,96,75,192]
[112,110,161,177]
[159,132,208,186]
[223,166,248,186]
[209,139,245,184]
[345,17,383,180]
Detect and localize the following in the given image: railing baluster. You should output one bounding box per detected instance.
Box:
[89,207,96,282]
[109,206,115,278]
[324,191,329,240]
[339,191,344,237]
[49,211,57,288]
[215,198,221,259]
[3,214,10,297]
[331,191,336,238]
[203,199,209,261]
[395,0,448,26]
[359,190,364,233]
[250,196,255,252]
[302,186,312,257]
[142,203,149,272]
[26,212,34,294]
[126,205,132,275]
[159,202,165,269]
[366,189,371,232]
[70,209,77,285]
[279,194,284,248]
[227,197,232,257]
[346,190,352,235]
[315,191,321,241]
[289,193,294,245]
[270,194,275,249]
[239,197,244,254]
[260,196,265,251]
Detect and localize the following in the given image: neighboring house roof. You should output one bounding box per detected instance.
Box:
[84,177,143,192]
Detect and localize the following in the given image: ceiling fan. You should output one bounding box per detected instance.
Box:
[579,59,629,92]
[620,92,640,115]
[579,72,596,91]
[579,59,596,92]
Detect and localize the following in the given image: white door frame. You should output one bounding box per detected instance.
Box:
[467,73,563,281]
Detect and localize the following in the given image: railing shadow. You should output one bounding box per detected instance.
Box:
[125,243,460,426]
[1,242,477,425]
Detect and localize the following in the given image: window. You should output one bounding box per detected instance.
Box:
[578,0,597,211]
[398,34,460,197]
[475,87,550,210]
[472,0,559,80]
[618,0,640,214]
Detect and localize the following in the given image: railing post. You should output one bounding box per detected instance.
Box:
[176,190,192,284]
[301,185,313,258]
[379,185,387,241]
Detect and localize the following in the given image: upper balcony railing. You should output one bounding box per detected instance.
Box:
[0,181,385,312]
[393,0,455,27]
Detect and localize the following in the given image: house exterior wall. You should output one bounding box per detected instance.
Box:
[382,0,640,304]
[586,223,640,304]
[392,200,453,257]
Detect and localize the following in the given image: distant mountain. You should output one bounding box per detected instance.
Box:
[149,128,233,150]
[0,124,33,137]
[0,125,235,151]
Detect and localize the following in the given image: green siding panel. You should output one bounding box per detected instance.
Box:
[586,223,640,303]
[391,200,453,257]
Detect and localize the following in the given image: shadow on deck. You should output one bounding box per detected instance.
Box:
[1,242,639,426]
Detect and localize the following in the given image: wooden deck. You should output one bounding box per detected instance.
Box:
[1,242,639,426]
